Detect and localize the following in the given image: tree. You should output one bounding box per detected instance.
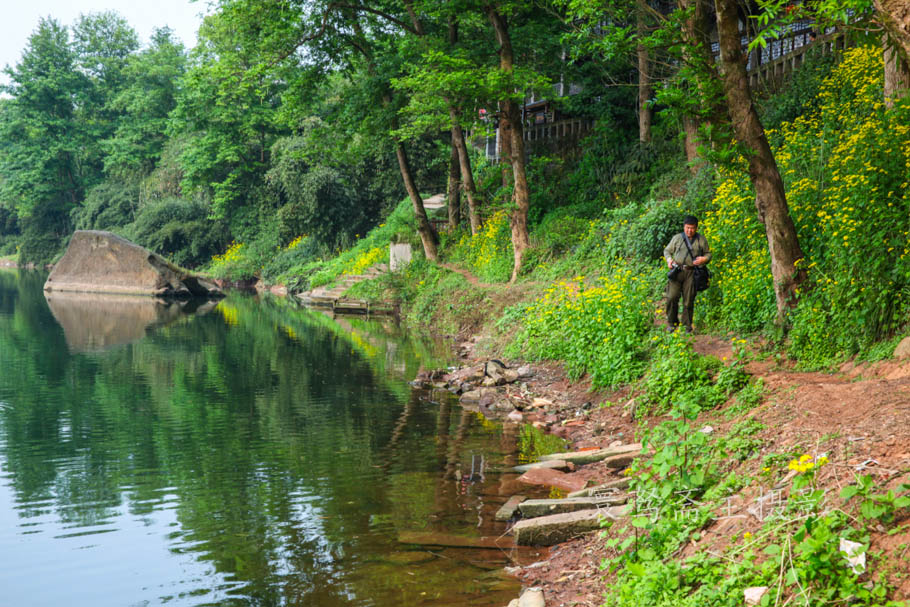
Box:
[0,19,89,263]
[715,0,805,321]
[104,28,187,178]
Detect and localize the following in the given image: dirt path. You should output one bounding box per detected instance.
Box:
[441,263,493,288]
[504,332,910,605]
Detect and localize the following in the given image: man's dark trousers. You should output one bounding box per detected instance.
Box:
[666,267,696,330]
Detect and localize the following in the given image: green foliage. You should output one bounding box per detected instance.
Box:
[449,209,514,283]
[509,265,656,388]
[601,199,688,263]
[642,331,719,414]
[758,48,836,132]
[840,475,910,525]
[72,182,138,231]
[129,197,228,268]
[701,46,910,357]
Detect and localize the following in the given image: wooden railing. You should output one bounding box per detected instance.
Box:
[524,118,594,144]
[747,32,845,88]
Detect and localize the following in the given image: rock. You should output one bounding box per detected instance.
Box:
[539,443,642,465]
[502,369,521,383]
[517,365,534,378]
[603,452,638,469]
[485,359,507,381]
[460,389,483,402]
[518,496,627,518]
[519,588,545,607]
[511,507,628,546]
[44,231,222,297]
[508,600,520,607]
[461,387,499,403]
[531,397,553,409]
[489,399,516,413]
[507,410,524,422]
[513,460,571,473]
[495,495,527,521]
[517,468,587,493]
[699,425,714,434]
[895,336,910,359]
[483,376,499,387]
[744,587,768,606]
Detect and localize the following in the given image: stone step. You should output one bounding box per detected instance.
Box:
[511,506,629,546]
[495,495,527,521]
[539,443,642,466]
[567,478,631,498]
[518,495,628,518]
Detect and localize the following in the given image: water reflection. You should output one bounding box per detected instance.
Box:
[45,291,218,352]
[0,271,543,607]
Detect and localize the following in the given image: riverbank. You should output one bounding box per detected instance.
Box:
[410,282,910,606]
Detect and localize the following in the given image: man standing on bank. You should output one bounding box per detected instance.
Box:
[664,215,711,334]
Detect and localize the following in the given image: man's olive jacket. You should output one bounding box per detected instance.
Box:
[664,232,711,267]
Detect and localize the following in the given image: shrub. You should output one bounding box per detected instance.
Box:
[450,208,513,283]
[509,264,657,388]
[129,197,229,268]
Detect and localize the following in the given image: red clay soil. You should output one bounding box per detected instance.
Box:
[492,334,910,607]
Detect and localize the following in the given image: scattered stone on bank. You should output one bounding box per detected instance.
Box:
[518,587,545,607]
[518,496,628,518]
[511,506,628,546]
[895,336,910,359]
[496,496,528,522]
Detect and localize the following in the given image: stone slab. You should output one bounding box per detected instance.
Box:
[539,443,642,465]
[568,478,631,498]
[495,495,527,522]
[518,496,628,518]
[511,506,629,546]
[516,468,587,493]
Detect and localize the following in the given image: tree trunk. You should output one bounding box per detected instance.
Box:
[498,108,512,191]
[637,2,652,145]
[486,5,531,283]
[395,142,438,261]
[683,115,700,166]
[450,114,482,234]
[447,141,461,231]
[715,0,805,323]
[446,17,482,234]
[884,33,910,107]
[875,0,910,67]
[680,0,721,170]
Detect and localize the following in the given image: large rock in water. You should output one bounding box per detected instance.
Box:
[44,231,221,297]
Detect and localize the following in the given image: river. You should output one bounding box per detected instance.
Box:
[0,270,551,607]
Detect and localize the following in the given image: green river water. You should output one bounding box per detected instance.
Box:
[0,270,548,607]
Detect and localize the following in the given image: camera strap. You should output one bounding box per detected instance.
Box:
[681,232,698,265]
